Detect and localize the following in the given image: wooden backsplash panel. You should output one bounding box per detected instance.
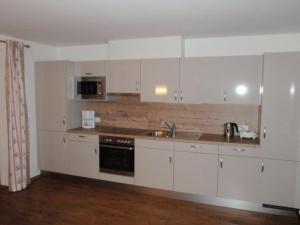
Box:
[87,95,260,134]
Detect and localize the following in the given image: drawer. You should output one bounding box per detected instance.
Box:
[219,145,261,158]
[66,133,99,143]
[175,142,218,154]
[135,138,174,150]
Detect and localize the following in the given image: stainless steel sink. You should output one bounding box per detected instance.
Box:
[145,130,173,138]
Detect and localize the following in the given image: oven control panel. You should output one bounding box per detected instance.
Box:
[100,136,134,146]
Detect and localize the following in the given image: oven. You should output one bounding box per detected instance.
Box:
[99,136,134,177]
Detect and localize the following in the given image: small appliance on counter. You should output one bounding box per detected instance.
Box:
[224,122,239,139]
[238,124,258,140]
[82,110,95,129]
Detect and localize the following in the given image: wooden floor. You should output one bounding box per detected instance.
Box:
[0,175,299,225]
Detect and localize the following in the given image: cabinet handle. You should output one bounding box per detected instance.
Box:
[191,145,202,148]
[63,136,66,143]
[78,135,86,138]
[174,91,178,101]
[223,92,227,102]
[263,127,266,139]
[232,148,245,152]
[180,90,183,101]
[85,72,93,75]
[169,156,172,164]
[136,81,139,91]
[220,159,223,168]
[62,119,66,126]
[94,148,98,155]
[261,162,264,173]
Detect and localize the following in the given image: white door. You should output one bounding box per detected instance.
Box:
[38,131,67,174]
[259,159,296,208]
[261,53,300,161]
[180,57,224,104]
[174,151,218,196]
[135,147,174,190]
[141,58,180,103]
[180,56,262,104]
[107,60,140,93]
[220,55,263,105]
[295,162,300,208]
[218,155,261,202]
[67,141,99,179]
[36,61,67,131]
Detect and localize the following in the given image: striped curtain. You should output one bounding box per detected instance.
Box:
[5,40,30,192]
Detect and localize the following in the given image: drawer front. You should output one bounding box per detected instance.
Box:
[219,145,261,158]
[135,138,174,150]
[66,133,99,143]
[174,142,218,154]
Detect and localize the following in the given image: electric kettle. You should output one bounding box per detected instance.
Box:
[224,122,239,139]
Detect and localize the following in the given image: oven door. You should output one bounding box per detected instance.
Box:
[100,144,134,176]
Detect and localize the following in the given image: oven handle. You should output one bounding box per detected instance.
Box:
[100,144,134,151]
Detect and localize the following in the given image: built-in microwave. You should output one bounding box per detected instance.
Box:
[75,76,106,100]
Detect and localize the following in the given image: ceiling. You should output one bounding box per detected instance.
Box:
[1,0,300,46]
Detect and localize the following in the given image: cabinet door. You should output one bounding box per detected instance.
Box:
[38,131,67,174]
[174,151,218,196]
[180,57,223,104]
[36,61,68,131]
[180,56,262,104]
[75,60,106,76]
[261,53,300,161]
[135,147,174,190]
[67,140,99,179]
[218,155,261,202]
[107,60,141,93]
[141,58,180,103]
[220,55,262,105]
[259,159,296,208]
[295,162,300,208]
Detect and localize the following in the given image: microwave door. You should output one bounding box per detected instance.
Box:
[77,81,98,98]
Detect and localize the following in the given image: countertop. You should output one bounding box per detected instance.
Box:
[67,126,260,147]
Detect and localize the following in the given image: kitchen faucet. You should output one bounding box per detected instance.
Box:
[161,121,176,138]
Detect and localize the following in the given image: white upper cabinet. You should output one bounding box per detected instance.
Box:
[107,59,141,93]
[180,56,263,104]
[260,52,300,161]
[141,58,180,103]
[75,60,106,76]
[36,61,68,131]
[36,61,83,131]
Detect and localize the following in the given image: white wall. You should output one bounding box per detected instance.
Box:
[57,36,182,60]
[185,33,300,57]
[0,35,58,182]
[108,36,182,59]
[57,44,108,61]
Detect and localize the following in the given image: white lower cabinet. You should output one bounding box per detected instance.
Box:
[259,159,297,208]
[66,133,99,179]
[295,162,300,209]
[174,151,218,196]
[67,140,99,179]
[217,155,261,202]
[135,144,174,190]
[38,130,68,174]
